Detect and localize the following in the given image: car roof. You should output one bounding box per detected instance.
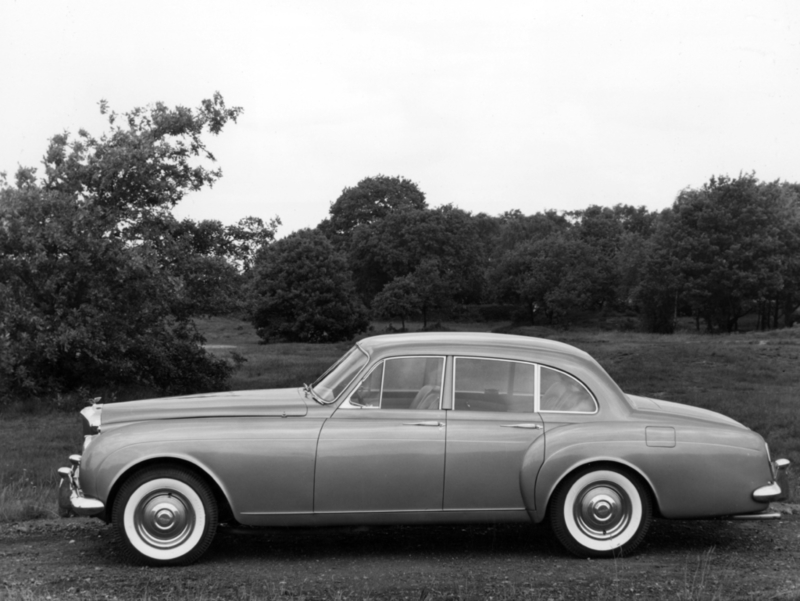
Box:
[356,332,590,360]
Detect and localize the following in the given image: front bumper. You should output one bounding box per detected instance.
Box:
[57,454,105,518]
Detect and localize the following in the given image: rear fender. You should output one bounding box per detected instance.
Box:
[530,421,772,522]
[529,422,656,523]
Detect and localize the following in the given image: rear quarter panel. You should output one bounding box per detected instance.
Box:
[532,419,772,522]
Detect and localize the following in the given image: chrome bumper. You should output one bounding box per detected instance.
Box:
[752,458,791,503]
[57,454,105,518]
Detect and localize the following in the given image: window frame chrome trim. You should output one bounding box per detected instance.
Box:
[451,356,539,414]
[537,363,599,415]
[449,356,599,415]
[342,355,447,411]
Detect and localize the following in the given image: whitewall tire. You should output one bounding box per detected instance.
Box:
[550,466,652,558]
[113,466,218,566]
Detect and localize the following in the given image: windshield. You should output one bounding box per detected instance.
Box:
[312,345,369,403]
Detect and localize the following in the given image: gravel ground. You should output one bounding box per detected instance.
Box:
[1,505,799,600]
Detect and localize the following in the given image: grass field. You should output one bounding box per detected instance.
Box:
[1,316,797,523]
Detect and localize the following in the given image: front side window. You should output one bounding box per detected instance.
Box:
[539,366,597,413]
[454,358,536,413]
[349,356,444,410]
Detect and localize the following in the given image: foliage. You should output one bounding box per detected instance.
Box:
[664,175,800,331]
[349,205,484,313]
[250,229,369,343]
[322,174,427,246]
[489,230,598,325]
[0,94,256,400]
[151,215,280,316]
[491,209,569,258]
[170,215,281,272]
[632,226,680,334]
[371,275,421,330]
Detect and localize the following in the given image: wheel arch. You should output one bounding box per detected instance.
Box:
[536,458,660,522]
[106,456,235,525]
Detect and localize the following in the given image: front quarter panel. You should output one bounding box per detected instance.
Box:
[532,420,772,523]
[80,417,325,521]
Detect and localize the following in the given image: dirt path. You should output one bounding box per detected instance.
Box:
[2,507,799,600]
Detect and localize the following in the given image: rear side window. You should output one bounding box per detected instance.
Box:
[539,366,597,413]
[454,358,536,413]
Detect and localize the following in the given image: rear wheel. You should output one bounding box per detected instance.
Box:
[550,466,652,558]
[112,466,218,566]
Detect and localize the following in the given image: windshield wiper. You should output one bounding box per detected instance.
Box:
[303,383,329,405]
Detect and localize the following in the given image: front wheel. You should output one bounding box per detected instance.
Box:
[550,466,652,558]
[112,466,218,566]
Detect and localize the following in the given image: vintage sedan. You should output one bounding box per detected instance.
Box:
[58,333,790,565]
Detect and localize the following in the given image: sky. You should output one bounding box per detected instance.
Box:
[2,0,799,237]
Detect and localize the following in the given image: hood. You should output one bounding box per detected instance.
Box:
[100,388,308,426]
[626,394,746,429]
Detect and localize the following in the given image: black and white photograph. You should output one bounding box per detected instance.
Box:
[1,1,798,599]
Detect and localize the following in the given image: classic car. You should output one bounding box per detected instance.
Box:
[58,332,790,565]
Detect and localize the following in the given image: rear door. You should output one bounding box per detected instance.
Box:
[444,357,545,511]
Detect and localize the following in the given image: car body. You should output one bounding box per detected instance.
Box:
[58,332,790,565]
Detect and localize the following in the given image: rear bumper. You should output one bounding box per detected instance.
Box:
[752,458,791,503]
[57,455,105,518]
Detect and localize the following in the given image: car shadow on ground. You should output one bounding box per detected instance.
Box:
[205,517,776,563]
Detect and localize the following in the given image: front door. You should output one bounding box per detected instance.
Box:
[315,356,446,513]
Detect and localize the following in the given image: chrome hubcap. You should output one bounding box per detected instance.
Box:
[573,483,630,540]
[134,491,195,549]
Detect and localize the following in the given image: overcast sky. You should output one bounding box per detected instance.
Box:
[2,0,799,236]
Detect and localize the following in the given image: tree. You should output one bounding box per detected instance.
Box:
[489,230,599,325]
[371,275,421,330]
[349,205,484,307]
[492,209,568,259]
[159,216,281,315]
[250,229,369,343]
[0,94,250,400]
[668,174,794,332]
[628,211,681,333]
[322,175,427,246]
[567,205,659,311]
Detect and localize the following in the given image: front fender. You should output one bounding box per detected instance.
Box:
[80,416,325,520]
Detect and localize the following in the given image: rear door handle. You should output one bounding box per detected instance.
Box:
[404,421,444,427]
[500,423,542,429]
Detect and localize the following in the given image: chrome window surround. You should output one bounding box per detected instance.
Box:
[451,357,599,415]
[538,364,599,415]
[343,355,446,411]
[452,356,537,414]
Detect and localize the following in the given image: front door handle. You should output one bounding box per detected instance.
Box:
[500,423,542,429]
[404,421,444,427]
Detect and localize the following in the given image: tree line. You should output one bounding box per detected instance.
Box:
[252,173,800,341]
[2,96,799,402]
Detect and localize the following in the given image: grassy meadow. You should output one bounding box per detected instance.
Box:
[1,316,798,523]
